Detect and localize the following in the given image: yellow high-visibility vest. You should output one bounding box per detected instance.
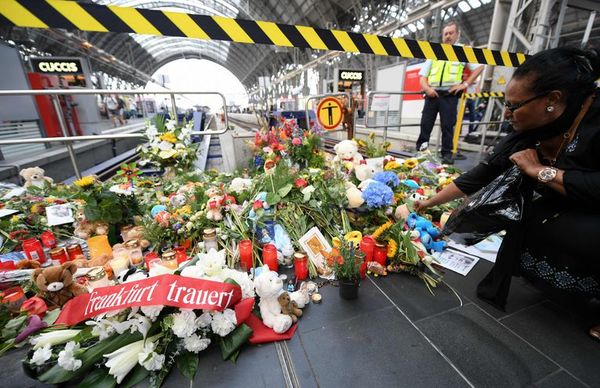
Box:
[428,60,464,87]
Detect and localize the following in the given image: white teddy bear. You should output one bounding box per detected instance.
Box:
[253,266,293,334]
[345,181,364,209]
[19,167,54,188]
[333,140,364,170]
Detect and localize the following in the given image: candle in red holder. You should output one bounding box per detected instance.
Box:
[174,247,188,264]
[294,252,309,281]
[40,231,56,249]
[239,239,253,271]
[144,251,159,270]
[374,242,388,266]
[360,236,375,262]
[22,238,45,263]
[262,244,278,272]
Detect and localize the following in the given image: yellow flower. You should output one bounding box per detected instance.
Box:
[176,205,192,215]
[74,175,95,188]
[372,220,393,241]
[357,139,367,148]
[44,198,56,204]
[159,132,177,143]
[10,215,20,223]
[344,231,363,247]
[403,158,419,169]
[30,204,40,213]
[384,161,401,170]
[368,132,376,140]
[136,179,153,187]
[387,238,398,258]
[394,192,406,202]
[332,237,341,248]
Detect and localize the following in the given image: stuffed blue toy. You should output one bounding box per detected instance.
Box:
[407,212,447,252]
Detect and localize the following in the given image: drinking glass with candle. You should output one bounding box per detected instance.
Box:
[262,244,278,272]
[238,239,253,271]
[294,252,309,281]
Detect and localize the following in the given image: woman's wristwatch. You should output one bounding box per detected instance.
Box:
[537,167,558,183]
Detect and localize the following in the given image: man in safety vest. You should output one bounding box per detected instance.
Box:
[416,21,484,164]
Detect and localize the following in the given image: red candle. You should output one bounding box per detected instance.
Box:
[174,247,188,264]
[144,251,159,270]
[360,236,375,262]
[262,243,278,272]
[40,231,56,249]
[374,242,388,266]
[239,239,253,271]
[294,252,308,281]
[22,238,45,263]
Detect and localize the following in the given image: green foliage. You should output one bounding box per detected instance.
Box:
[176,351,199,381]
[332,239,362,282]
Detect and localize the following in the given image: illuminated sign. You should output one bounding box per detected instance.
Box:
[31,58,83,74]
[339,70,364,81]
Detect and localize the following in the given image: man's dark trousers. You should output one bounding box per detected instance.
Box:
[416,93,459,158]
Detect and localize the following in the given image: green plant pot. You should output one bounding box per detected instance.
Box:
[339,279,360,300]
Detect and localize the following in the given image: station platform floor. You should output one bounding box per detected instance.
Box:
[2,260,598,387]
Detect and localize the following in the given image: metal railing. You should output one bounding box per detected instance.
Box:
[0,89,229,179]
[365,91,423,142]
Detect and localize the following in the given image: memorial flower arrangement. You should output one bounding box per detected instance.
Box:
[138,117,198,174]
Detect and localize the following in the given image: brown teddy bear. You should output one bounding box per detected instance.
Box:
[33,262,88,310]
[120,225,150,249]
[73,208,109,240]
[19,167,54,189]
[277,292,303,323]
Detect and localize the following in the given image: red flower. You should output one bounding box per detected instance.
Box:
[20,296,47,317]
[264,160,275,170]
[223,195,236,205]
[295,178,308,189]
[253,200,264,210]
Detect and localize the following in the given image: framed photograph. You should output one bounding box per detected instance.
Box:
[298,227,332,270]
[46,204,75,226]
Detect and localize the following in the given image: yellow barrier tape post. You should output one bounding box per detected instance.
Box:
[452,93,467,156]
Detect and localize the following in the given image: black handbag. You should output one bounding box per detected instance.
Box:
[442,165,524,245]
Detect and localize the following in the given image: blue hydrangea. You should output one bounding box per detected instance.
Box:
[373,171,400,188]
[362,181,394,208]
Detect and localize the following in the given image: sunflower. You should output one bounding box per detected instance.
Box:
[74,176,95,188]
[384,160,401,170]
[386,238,398,258]
[159,132,177,143]
[372,220,393,241]
[403,158,419,169]
[344,231,363,247]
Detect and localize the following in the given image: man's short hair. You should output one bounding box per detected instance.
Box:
[443,21,460,32]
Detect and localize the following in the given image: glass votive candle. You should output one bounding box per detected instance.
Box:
[1,287,25,313]
[294,252,309,281]
[374,242,388,266]
[161,250,178,270]
[88,235,113,261]
[262,244,278,272]
[86,266,110,289]
[238,239,253,271]
[124,240,143,267]
[109,256,129,277]
[174,247,188,264]
[360,235,375,262]
[144,251,159,270]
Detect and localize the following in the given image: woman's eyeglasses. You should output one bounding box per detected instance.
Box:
[504,93,548,113]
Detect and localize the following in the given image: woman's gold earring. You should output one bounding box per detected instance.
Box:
[546,106,555,112]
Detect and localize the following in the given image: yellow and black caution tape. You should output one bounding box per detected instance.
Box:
[0,0,528,67]
[464,92,505,98]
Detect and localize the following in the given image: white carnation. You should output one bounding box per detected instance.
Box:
[57,341,82,371]
[183,334,211,353]
[222,268,255,298]
[211,309,237,337]
[141,305,163,321]
[195,312,212,329]
[30,344,52,366]
[171,310,197,338]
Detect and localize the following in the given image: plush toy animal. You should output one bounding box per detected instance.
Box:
[20,167,54,189]
[73,208,109,240]
[333,140,364,169]
[367,261,388,276]
[32,262,88,309]
[204,187,224,221]
[277,291,303,323]
[354,163,375,182]
[345,181,364,208]
[121,225,150,249]
[253,266,293,333]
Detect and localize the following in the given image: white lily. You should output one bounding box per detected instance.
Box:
[31,329,81,350]
[104,334,161,384]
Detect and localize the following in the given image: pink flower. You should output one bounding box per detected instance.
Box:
[295,178,308,189]
[292,138,302,146]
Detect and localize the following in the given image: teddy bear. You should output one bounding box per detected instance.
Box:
[120,225,150,249]
[345,181,364,209]
[20,167,54,189]
[253,266,293,333]
[73,208,109,240]
[277,291,303,323]
[333,140,364,170]
[204,187,224,221]
[354,162,375,182]
[32,262,88,309]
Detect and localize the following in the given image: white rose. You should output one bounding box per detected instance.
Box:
[183,334,211,353]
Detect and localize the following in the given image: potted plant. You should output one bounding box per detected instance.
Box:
[333,239,364,300]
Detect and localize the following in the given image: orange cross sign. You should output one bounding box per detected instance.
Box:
[316,97,343,130]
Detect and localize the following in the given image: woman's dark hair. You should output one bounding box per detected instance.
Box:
[512,47,600,100]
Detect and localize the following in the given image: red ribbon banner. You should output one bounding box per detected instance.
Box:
[56,275,242,326]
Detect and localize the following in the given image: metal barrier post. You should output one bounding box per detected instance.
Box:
[170,93,178,122]
[452,93,467,156]
[51,95,81,179]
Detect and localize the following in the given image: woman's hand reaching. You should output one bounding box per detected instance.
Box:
[413,199,432,213]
